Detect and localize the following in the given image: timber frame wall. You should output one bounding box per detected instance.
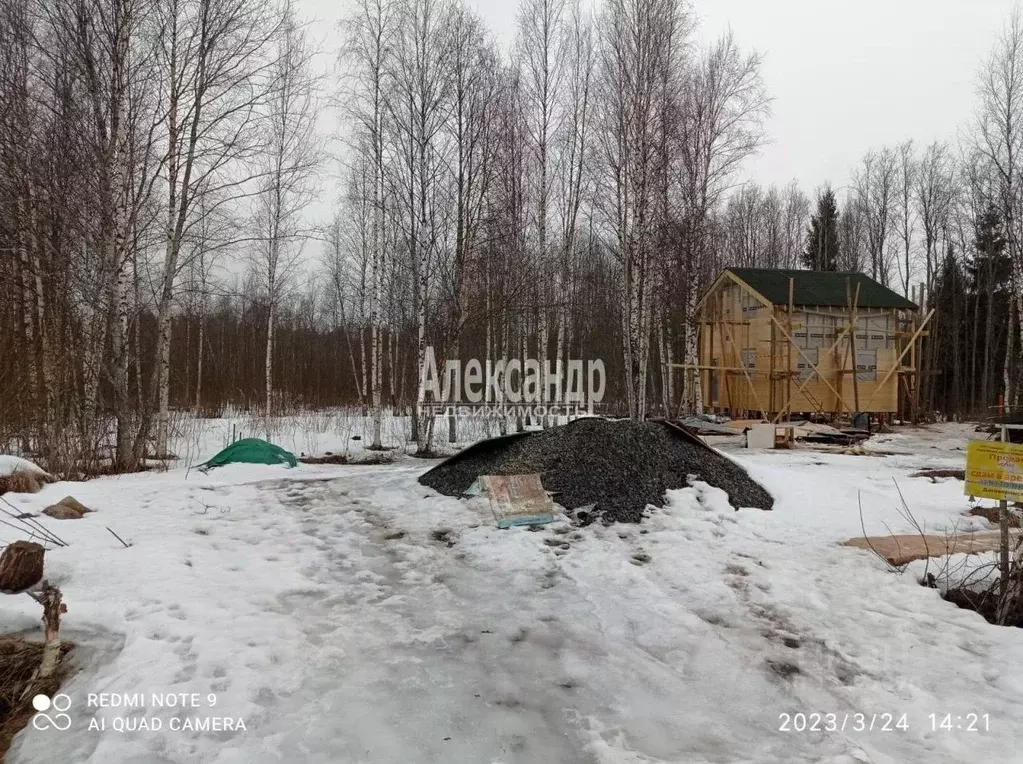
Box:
[690,271,933,421]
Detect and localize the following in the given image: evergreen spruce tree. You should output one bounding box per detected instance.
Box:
[968,204,1011,410]
[969,204,1010,289]
[802,188,840,270]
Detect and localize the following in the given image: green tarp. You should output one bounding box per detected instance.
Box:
[200,438,298,469]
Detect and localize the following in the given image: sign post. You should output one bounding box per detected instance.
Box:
[1001,425,1010,597]
[964,437,1023,501]
[965,428,1023,599]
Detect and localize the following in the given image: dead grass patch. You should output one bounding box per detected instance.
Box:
[87,462,155,478]
[910,468,966,481]
[0,637,74,761]
[0,471,47,496]
[968,505,1022,528]
[942,586,1023,627]
[299,452,395,465]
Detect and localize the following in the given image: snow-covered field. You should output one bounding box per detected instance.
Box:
[4,421,1023,763]
[162,409,515,469]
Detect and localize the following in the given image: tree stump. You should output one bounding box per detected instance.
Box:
[0,540,45,593]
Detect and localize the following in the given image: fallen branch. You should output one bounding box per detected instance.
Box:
[0,496,68,547]
[106,527,131,548]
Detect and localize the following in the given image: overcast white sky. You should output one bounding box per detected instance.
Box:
[303,0,1015,199]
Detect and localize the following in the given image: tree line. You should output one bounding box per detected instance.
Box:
[1,0,1022,470]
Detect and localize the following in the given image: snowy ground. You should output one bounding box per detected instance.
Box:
[4,421,1023,763]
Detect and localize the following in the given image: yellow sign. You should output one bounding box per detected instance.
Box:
[965,440,1023,502]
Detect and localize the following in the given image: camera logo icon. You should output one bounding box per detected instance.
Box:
[31,694,72,731]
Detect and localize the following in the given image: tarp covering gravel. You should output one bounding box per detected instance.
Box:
[419,418,773,523]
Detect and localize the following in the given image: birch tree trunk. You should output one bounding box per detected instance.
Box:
[683,285,704,413]
[265,305,275,420]
[16,200,38,452]
[371,237,382,447]
[249,1,318,427]
[195,312,205,411]
[370,37,384,449]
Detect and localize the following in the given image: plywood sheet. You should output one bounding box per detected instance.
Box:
[479,474,555,528]
[843,531,1021,566]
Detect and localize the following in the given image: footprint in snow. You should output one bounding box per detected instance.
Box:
[430,528,456,547]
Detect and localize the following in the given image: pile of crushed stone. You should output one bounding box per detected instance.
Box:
[419,418,773,523]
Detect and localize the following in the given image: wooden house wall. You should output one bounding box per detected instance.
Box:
[699,280,902,415]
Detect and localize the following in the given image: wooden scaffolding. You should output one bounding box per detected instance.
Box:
[680,268,934,422]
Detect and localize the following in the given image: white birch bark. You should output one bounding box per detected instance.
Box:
[683,284,703,413]
[370,205,382,447]
[265,304,275,420]
[195,312,205,411]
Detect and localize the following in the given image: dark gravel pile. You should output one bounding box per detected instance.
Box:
[419,418,774,523]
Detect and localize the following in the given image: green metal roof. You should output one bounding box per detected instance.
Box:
[726,268,918,310]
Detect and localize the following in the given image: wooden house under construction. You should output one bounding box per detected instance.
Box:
[693,268,932,421]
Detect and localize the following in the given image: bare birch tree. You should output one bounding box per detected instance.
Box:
[554,1,594,375]
[781,180,810,268]
[516,0,565,422]
[916,142,957,291]
[435,5,500,441]
[340,0,395,448]
[252,1,319,422]
[386,0,451,452]
[915,141,957,410]
[46,0,167,468]
[895,140,918,296]
[838,193,867,273]
[675,30,770,412]
[0,0,45,450]
[183,184,234,411]
[854,147,898,286]
[324,197,369,404]
[149,0,283,457]
[595,0,690,420]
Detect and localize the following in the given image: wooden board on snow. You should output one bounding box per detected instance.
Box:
[843,530,1021,566]
[478,474,555,529]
